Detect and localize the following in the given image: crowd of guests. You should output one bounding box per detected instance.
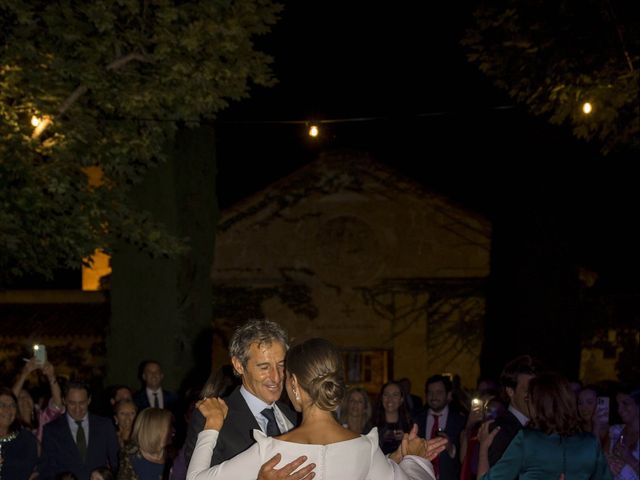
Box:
[0,322,638,480]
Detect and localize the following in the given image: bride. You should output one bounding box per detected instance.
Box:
[187,338,446,480]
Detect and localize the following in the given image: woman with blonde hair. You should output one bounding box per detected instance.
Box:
[339,386,373,435]
[118,407,173,480]
[188,338,448,480]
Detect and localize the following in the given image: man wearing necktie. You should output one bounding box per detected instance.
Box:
[40,382,119,479]
[417,374,467,480]
[133,360,178,413]
[183,319,298,468]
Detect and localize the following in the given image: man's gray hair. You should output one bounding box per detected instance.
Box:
[229,319,289,370]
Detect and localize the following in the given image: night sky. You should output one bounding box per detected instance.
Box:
[215,1,638,291]
[7,2,637,378]
[212,2,639,375]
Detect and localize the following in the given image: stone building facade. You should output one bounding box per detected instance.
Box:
[211,152,491,394]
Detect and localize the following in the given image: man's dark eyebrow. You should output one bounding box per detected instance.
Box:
[255,360,285,367]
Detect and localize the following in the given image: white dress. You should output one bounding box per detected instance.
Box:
[187,427,435,480]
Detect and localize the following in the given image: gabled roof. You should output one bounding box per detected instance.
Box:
[218,151,491,239]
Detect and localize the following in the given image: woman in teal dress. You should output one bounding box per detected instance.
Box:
[477,372,612,480]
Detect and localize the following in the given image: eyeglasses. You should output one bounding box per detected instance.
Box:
[0,401,17,409]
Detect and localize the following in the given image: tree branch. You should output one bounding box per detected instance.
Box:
[106,52,152,71]
[32,52,152,139]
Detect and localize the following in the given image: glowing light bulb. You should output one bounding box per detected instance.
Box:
[309,125,319,137]
[31,115,41,127]
[582,102,592,114]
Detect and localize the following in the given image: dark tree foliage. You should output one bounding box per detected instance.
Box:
[0,0,281,283]
[463,0,639,154]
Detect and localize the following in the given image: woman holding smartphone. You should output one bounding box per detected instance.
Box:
[460,395,505,480]
[12,356,64,442]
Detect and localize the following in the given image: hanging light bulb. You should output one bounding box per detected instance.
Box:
[308,124,319,137]
[582,102,592,114]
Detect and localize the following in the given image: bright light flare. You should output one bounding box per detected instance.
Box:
[582,102,592,114]
[308,125,319,137]
[31,115,53,139]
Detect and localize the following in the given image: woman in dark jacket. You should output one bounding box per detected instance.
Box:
[0,387,38,480]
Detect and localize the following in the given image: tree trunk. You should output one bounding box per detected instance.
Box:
[107,125,217,391]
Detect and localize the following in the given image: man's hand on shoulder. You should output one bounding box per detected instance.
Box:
[258,453,316,480]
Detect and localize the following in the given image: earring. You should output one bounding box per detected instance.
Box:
[292,382,301,402]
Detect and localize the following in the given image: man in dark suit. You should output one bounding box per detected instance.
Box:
[184,319,297,467]
[488,355,538,466]
[40,382,119,480]
[416,374,466,480]
[133,360,178,412]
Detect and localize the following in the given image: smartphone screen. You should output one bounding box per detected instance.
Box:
[596,396,610,421]
[469,397,480,412]
[33,344,47,365]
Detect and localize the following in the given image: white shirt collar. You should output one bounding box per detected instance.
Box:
[66,412,89,433]
[239,385,294,435]
[508,404,529,426]
[240,385,273,417]
[146,387,163,408]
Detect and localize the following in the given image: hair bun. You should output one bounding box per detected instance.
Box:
[285,338,346,411]
[310,372,344,411]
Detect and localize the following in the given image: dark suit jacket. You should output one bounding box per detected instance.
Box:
[183,386,298,467]
[416,406,467,480]
[133,388,178,412]
[405,393,424,417]
[488,409,524,466]
[40,414,119,480]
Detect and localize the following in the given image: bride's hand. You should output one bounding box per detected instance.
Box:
[403,434,448,460]
[403,435,428,457]
[197,397,228,431]
[389,424,418,463]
